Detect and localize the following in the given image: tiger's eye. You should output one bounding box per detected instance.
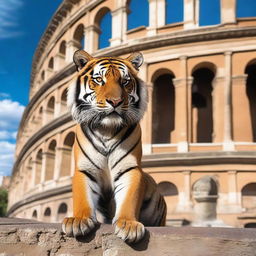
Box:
[95,77,103,83]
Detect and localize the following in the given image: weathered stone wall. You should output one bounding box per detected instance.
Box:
[0,218,256,256]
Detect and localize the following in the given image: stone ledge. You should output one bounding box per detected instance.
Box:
[0,218,256,256]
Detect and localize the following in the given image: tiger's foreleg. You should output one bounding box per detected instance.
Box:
[113,167,146,243]
[62,169,99,237]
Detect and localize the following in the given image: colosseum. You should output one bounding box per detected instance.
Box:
[8,0,256,228]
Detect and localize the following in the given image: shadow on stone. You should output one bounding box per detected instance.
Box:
[126,229,150,251]
[75,223,101,243]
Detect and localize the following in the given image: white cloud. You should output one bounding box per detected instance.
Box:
[0,99,25,130]
[0,98,25,176]
[0,141,16,176]
[0,0,23,39]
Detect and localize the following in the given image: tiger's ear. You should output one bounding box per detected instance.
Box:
[126,52,144,70]
[73,50,93,71]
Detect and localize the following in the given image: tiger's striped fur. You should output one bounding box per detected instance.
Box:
[62,50,166,243]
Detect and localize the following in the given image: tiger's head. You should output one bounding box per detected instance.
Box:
[68,50,148,129]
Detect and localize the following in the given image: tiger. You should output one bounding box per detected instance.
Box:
[62,50,167,243]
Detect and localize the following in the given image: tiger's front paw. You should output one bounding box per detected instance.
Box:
[62,217,98,237]
[114,219,145,243]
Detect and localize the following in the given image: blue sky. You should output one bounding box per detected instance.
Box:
[0,0,256,178]
[0,0,61,177]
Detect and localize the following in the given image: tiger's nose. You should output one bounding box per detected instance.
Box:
[106,98,123,107]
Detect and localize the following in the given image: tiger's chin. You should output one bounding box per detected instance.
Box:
[100,113,124,129]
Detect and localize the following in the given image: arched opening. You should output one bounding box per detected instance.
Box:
[73,24,85,49]
[96,8,112,49]
[32,210,37,219]
[237,0,256,18]
[44,207,51,222]
[245,63,256,142]
[35,149,42,185]
[152,72,175,144]
[41,71,45,81]
[46,96,55,121]
[244,223,256,228]
[191,67,214,143]
[242,183,256,212]
[166,0,183,24]
[127,0,149,30]
[158,181,178,196]
[60,89,68,114]
[59,41,66,56]
[158,181,178,213]
[57,203,68,221]
[37,106,43,129]
[48,57,54,70]
[60,132,75,177]
[199,0,220,26]
[45,140,56,181]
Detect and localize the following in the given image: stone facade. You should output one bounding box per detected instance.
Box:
[8,0,256,228]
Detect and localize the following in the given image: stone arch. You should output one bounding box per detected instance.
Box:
[241,183,256,212]
[245,61,256,142]
[166,0,183,24]
[127,0,149,30]
[244,223,256,228]
[158,181,178,196]
[32,210,37,219]
[152,69,175,144]
[59,40,66,55]
[199,0,220,26]
[46,96,55,121]
[41,70,45,81]
[95,7,112,49]
[44,207,51,222]
[191,63,215,143]
[57,202,68,221]
[48,57,54,69]
[45,140,57,181]
[35,149,43,185]
[60,88,68,114]
[73,24,85,49]
[60,132,75,177]
[158,181,178,214]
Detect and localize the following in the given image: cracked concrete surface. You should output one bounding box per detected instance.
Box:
[0,218,256,255]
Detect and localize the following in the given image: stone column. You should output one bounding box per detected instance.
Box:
[221,0,236,25]
[212,76,225,143]
[54,53,65,71]
[54,134,62,182]
[66,40,80,63]
[227,170,241,212]
[177,171,193,212]
[40,152,48,186]
[157,0,166,27]
[223,52,235,151]
[31,160,37,188]
[173,56,189,152]
[84,25,100,53]
[54,90,62,118]
[147,0,157,36]
[184,0,197,29]
[111,4,127,46]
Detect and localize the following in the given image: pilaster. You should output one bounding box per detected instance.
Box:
[184,0,197,29]
[66,40,81,62]
[84,25,100,53]
[223,51,235,151]
[111,6,127,46]
[221,0,236,25]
